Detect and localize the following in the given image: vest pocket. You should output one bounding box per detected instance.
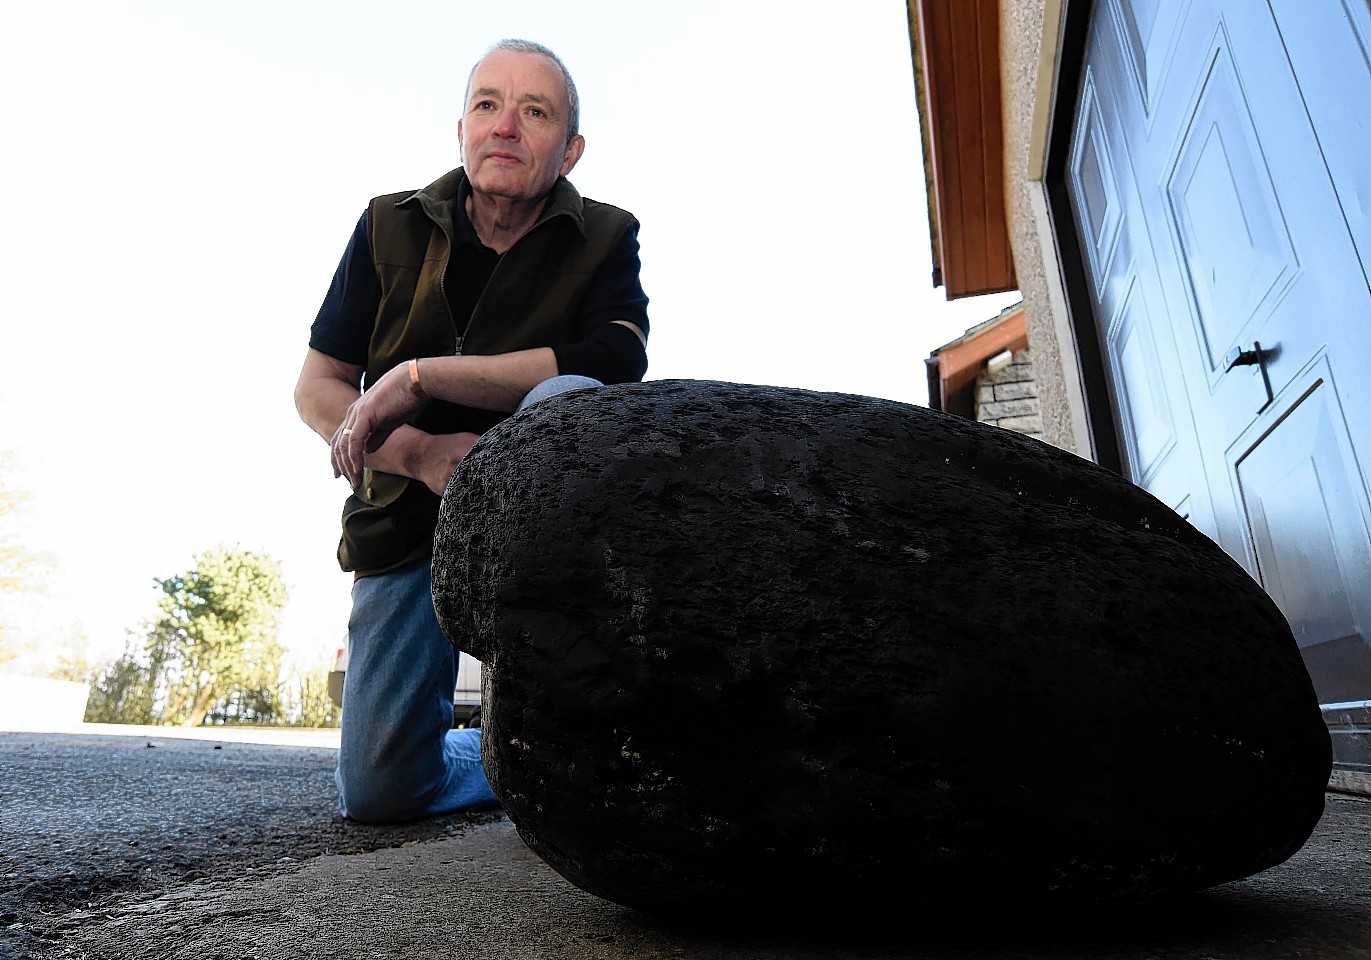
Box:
[337,470,438,574]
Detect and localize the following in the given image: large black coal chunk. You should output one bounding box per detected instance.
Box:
[432,379,1330,920]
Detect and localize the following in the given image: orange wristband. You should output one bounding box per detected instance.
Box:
[408,358,427,398]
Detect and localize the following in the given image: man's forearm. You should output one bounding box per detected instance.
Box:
[412,347,559,413]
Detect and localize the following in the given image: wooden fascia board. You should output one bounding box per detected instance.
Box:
[909,0,1018,299]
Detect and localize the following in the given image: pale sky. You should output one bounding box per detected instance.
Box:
[0,0,1019,669]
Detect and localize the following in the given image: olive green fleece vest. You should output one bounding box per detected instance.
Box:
[337,167,636,577]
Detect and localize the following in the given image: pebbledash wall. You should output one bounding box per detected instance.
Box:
[975,349,1042,440]
[997,0,1091,457]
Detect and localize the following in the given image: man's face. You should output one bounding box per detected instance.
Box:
[458,49,585,205]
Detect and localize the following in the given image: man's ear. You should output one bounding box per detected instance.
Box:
[457,119,466,165]
[560,134,586,176]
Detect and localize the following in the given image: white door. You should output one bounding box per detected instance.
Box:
[1067,0,1371,708]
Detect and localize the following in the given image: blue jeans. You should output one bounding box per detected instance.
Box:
[335,374,601,822]
[337,561,497,821]
[516,373,601,410]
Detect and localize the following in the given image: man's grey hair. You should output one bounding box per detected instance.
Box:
[466,39,581,143]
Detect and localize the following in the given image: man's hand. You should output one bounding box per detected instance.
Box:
[331,362,424,488]
[416,432,480,496]
[317,346,563,489]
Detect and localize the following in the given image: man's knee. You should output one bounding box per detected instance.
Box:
[517,374,602,411]
[336,759,428,823]
[335,731,436,822]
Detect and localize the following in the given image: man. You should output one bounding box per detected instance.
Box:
[294,39,649,823]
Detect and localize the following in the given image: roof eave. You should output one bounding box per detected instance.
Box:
[906,0,1019,299]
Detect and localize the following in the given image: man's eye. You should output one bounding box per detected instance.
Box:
[528,107,544,118]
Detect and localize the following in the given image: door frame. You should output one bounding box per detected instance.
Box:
[1043,0,1122,473]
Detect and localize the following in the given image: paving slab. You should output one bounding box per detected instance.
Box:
[41,793,1371,960]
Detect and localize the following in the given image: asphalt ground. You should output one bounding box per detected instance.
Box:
[0,726,496,959]
[3,725,1369,960]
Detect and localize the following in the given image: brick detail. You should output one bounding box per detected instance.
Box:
[997,414,1044,433]
[976,349,1042,439]
[978,398,1038,419]
[993,381,1037,401]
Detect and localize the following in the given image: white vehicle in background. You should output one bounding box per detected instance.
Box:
[327,642,483,728]
[452,653,482,727]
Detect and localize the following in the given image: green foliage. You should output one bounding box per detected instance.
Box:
[144,547,289,727]
[289,666,340,729]
[81,546,343,729]
[288,666,341,728]
[84,639,157,724]
[84,647,342,729]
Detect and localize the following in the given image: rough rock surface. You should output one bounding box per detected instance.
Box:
[431,380,1331,920]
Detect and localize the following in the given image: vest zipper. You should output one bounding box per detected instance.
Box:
[462,215,560,355]
[461,251,505,357]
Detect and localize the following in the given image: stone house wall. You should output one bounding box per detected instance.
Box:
[975,348,1041,440]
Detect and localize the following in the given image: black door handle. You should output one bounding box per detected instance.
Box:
[1224,341,1275,411]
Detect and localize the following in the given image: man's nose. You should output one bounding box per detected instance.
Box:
[492,106,519,138]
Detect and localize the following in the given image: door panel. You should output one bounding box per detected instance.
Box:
[1153,3,1370,424]
[1069,2,1220,534]
[1111,279,1177,485]
[1071,74,1124,298]
[1234,369,1371,703]
[1108,0,1188,120]
[1163,38,1299,377]
[1265,0,1371,284]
